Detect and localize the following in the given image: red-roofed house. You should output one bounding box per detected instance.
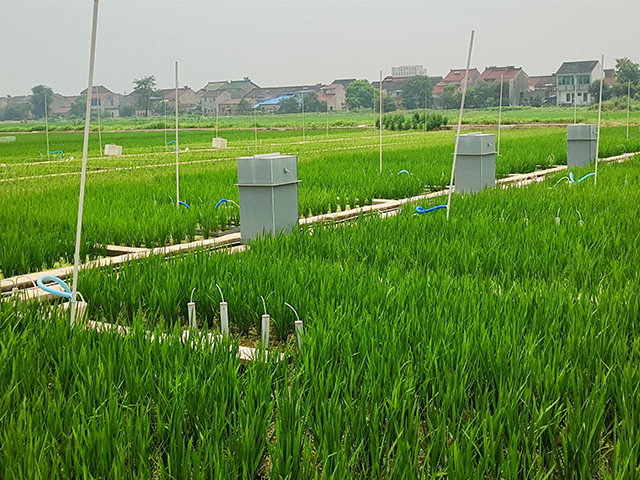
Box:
[318,83,346,110]
[433,68,480,95]
[478,66,529,106]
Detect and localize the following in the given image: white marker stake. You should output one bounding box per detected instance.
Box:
[446,30,475,221]
[497,74,503,157]
[595,54,604,186]
[379,70,383,174]
[261,314,270,347]
[294,320,304,350]
[188,302,197,330]
[627,80,631,138]
[70,0,100,326]
[175,61,180,207]
[220,301,229,336]
[45,95,50,161]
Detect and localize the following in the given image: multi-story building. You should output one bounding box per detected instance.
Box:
[391,65,427,78]
[555,60,602,106]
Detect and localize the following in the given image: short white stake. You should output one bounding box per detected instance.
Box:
[220,301,229,336]
[294,320,304,350]
[261,314,270,347]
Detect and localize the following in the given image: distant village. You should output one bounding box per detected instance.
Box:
[0,60,620,120]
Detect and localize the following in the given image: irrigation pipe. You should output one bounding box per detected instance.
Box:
[446,29,475,220]
[70,0,99,326]
[415,205,447,215]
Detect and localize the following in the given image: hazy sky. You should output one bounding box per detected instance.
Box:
[2,0,639,96]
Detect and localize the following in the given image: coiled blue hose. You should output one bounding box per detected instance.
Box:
[569,172,595,183]
[37,275,72,299]
[49,150,63,158]
[178,201,190,209]
[415,205,446,215]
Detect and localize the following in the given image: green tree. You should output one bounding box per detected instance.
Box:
[470,81,504,108]
[69,96,86,119]
[301,91,325,113]
[30,85,54,119]
[588,81,612,103]
[375,94,397,112]
[133,75,157,117]
[236,99,253,115]
[1,102,32,121]
[278,97,300,114]
[346,80,377,110]
[119,105,136,117]
[439,84,461,110]
[400,76,433,110]
[611,57,640,98]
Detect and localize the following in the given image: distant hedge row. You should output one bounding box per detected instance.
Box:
[377,112,448,131]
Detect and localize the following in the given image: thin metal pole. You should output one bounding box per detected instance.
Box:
[446,30,475,221]
[573,74,577,123]
[379,70,383,174]
[326,98,329,139]
[627,80,631,138]
[164,95,167,149]
[70,0,99,326]
[97,99,103,157]
[497,74,504,156]
[254,108,258,146]
[45,95,50,161]
[595,54,604,186]
[216,103,219,138]
[175,61,180,207]
[302,91,305,143]
[424,90,428,131]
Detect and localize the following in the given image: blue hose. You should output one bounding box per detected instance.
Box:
[37,275,72,300]
[569,172,595,183]
[215,198,228,209]
[166,140,176,145]
[178,201,190,209]
[49,150,63,158]
[398,169,410,175]
[415,205,446,215]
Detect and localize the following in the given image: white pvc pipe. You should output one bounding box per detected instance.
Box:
[497,74,503,157]
[595,54,604,186]
[302,91,305,143]
[446,30,475,221]
[379,69,383,174]
[261,314,270,347]
[70,0,99,326]
[220,301,229,336]
[97,101,103,157]
[294,320,304,350]
[627,80,631,138]
[175,61,180,207]
[188,301,197,330]
[45,95,50,161]
[573,74,577,124]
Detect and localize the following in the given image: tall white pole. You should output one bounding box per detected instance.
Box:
[497,74,504,157]
[627,80,631,138]
[573,74,577,124]
[175,61,180,207]
[70,0,99,326]
[595,54,604,186]
[254,108,258,146]
[302,91,305,143]
[216,103,219,139]
[326,98,329,139]
[424,90,428,131]
[97,99,103,157]
[45,94,50,161]
[446,30,475,221]
[379,70,383,174]
[164,94,167,149]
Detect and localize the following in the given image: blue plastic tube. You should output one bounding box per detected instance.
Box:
[37,275,72,299]
[415,205,446,215]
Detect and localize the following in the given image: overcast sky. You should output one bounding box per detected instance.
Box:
[2,0,639,96]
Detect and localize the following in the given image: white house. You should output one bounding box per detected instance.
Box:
[555,60,602,106]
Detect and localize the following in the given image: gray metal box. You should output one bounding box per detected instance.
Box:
[455,133,496,193]
[567,124,597,167]
[236,153,300,243]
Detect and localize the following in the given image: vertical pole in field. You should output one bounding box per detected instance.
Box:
[595,54,604,186]
[216,103,219,139]
[70,0,99,326]
[175,61,180,207]
[302,91,305,143]
[45,94,50,161]
[573,74,577,123]
[627,80,631,138]
[446,30,475,221]
[326,98,329,139]
[254,108,258,146]
[379,69,383,174]
[164,94,167,150]
[424,90,428,131]
[497,74,504,157]
[97,100,103,157]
